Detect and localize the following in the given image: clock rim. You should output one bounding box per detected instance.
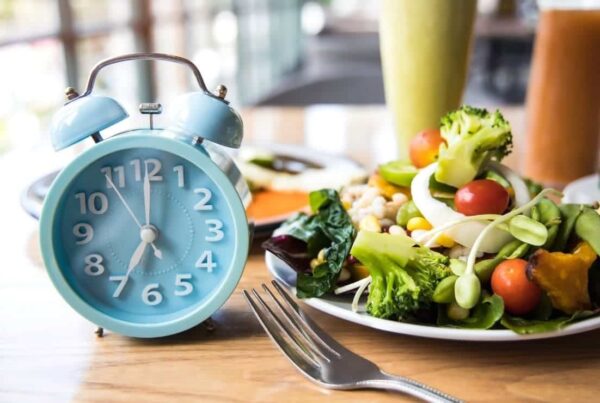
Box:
[40,131,249,338]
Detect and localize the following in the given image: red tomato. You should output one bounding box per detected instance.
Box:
[454,179,510,216]
[491,259,541,315]
[409,129,445,168]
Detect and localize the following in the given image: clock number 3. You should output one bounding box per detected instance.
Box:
[205,219,224,242]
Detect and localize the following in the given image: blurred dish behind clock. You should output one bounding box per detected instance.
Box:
[524,0,600,188]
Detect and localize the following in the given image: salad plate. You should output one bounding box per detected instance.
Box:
[266,252,600,342]
[262,106,600,342]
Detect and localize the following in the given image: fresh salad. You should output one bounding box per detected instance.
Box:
[263,106,600,335]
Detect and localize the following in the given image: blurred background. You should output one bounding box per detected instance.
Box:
[0,0,539,156]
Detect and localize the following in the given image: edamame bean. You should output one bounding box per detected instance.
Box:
[455,272,481,309]
[433,275,457,303]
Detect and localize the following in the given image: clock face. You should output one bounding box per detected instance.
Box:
[48,139,246,330]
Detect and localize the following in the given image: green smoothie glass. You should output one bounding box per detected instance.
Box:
[380,0,477,157]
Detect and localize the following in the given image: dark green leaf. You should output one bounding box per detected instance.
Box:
[501,310,599,335]
[295,189,355,298]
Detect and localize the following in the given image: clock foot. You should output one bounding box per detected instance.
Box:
[201,318,216,332]
[95,327,104,337]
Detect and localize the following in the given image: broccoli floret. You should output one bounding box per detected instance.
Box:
[435,105,513,188]
[350,231,451,320]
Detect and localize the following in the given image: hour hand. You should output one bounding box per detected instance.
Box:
[126,240,148,278]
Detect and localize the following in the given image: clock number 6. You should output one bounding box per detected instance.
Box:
[142,283,163,306]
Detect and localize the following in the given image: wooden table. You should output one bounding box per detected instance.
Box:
[2,106,599,402]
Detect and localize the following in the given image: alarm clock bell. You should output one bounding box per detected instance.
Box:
[49,53,243,152]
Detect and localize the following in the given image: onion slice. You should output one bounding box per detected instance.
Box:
[411,163,513,253]
[486,161,530,208]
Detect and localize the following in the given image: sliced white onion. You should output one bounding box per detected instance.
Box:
[486,161,531,208]
[411,163,513,253]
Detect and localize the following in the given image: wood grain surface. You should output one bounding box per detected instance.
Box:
[2,107,599,403]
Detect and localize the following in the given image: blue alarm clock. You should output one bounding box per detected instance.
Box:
[40,53,250,338]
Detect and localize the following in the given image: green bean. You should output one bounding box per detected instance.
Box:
[433,275,457,303]
[537,198,561,249]
[474,239,527,282]
[575,207,600,255]
[554,204,584,252]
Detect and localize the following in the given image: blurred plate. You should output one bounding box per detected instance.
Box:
[266,252,600,342]
[562,174,600,204]
[21,143,365,236]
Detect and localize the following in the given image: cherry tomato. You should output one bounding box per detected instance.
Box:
[491,259,541,315]
[409,129,445,168]
[454,179,510,216]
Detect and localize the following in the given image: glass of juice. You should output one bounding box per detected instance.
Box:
[379,0,477,158]
[524,0,600,187]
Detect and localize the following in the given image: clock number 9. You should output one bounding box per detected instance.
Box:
[73,223,94,244]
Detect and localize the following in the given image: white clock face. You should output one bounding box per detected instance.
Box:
[53,148,237,323]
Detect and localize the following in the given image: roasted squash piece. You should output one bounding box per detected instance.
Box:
[527,242,597,314]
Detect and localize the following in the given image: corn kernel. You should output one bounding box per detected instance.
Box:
[359,214,381,232]
[406,217,432,232]
[435,233,456,248]
[317,248,327,262]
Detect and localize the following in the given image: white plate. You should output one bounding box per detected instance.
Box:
[563,174,600,205]
[265,252,600,342]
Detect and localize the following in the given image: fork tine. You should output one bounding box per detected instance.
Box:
[271,280,345,357]
[250,288,330,363]
[242,290,320,370]
[262,283,340,359]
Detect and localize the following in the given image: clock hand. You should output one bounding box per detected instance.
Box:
[126,239,148,278]
[105,174,142,228]
[143,162,150,226]
[105,174,163,259]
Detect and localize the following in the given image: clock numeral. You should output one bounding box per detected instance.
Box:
[101,166,125,188]
[131,158,163,182]
[193,188,213,211]
[174,273,193,296]
[173,165,185,188]
[75,192,108,215]
[142,283,163,306]
[205,219,224,242]
[195,250,217,272]
[84,253,105,276]
[73,223,94,245]
[109,275,128,298]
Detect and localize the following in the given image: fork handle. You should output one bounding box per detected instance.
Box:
[363,372,462,403]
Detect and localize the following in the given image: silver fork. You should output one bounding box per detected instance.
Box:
[243,281,462,403]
